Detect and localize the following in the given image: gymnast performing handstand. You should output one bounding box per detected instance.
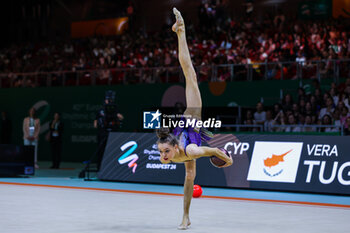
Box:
[157,8,233,230]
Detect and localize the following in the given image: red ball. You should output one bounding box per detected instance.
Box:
[193,184,203,198]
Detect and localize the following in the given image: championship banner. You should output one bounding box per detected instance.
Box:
[209,134,350,195]
[98,132,248,187]
[71,17,128,38]
[98,133,350,195]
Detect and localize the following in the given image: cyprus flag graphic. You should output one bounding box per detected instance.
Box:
[247,141,303,183]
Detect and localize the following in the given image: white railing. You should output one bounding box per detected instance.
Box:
[0,59,349,87]
[221,124,344,135]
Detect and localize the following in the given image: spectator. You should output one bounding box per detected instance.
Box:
[336,100,346,112]
[322,92,331,106]
[282,94,293,112]
[274,9,285,30]
[0,10,349,79]
[304,102,314,116]
[254,102,266,125]
[285,114,302,132]
[299,98,306,115]
[338,78,350,94]
[304,115,316,132]
[264,110,275,132]
[272,110,286,132]
[320,114,337,132]
[332,109,342,130]
[298,114,306,127]
[0,111,12,144]
[93,91,124,171]
[340,93,350,109]
[292,103,300,120]
[297,87,307,103]
[49,112,64,169]
[243,110,255,124]
[244,78,350,133]
[314,89,323,107]
[272,103,282,118]
[329,88,339,106]
[23,108,40,168]
[295,51,306,66]
[340,106,350,126]
[243,119,257,132]
[344,117,350,135]
[243,110,257,131]
[319,97,335,120]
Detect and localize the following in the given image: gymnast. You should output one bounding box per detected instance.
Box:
[157,8,233,230]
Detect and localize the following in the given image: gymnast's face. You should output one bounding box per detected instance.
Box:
[158,143,177,164]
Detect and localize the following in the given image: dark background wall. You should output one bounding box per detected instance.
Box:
[0,79,310,162]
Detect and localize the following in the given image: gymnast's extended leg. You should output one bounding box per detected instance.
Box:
[172,7,233,167]
[172,8,202,119]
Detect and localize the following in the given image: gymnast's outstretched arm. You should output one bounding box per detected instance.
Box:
[186,144,233,167]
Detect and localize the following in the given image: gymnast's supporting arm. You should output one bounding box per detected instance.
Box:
[172,9,198,230]
[179,160,196,230]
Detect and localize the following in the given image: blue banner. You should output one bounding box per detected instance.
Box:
[98,132,350,195]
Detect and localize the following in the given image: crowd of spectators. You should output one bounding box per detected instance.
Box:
[0,0,350,86]
[243,78,350,135]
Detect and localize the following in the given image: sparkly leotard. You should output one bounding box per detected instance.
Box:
[173,118,213,156]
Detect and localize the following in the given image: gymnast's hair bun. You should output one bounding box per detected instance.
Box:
[156,128,170,139]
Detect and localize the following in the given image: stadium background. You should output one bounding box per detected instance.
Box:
[0,1,350,232]
[0,0,349,187]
